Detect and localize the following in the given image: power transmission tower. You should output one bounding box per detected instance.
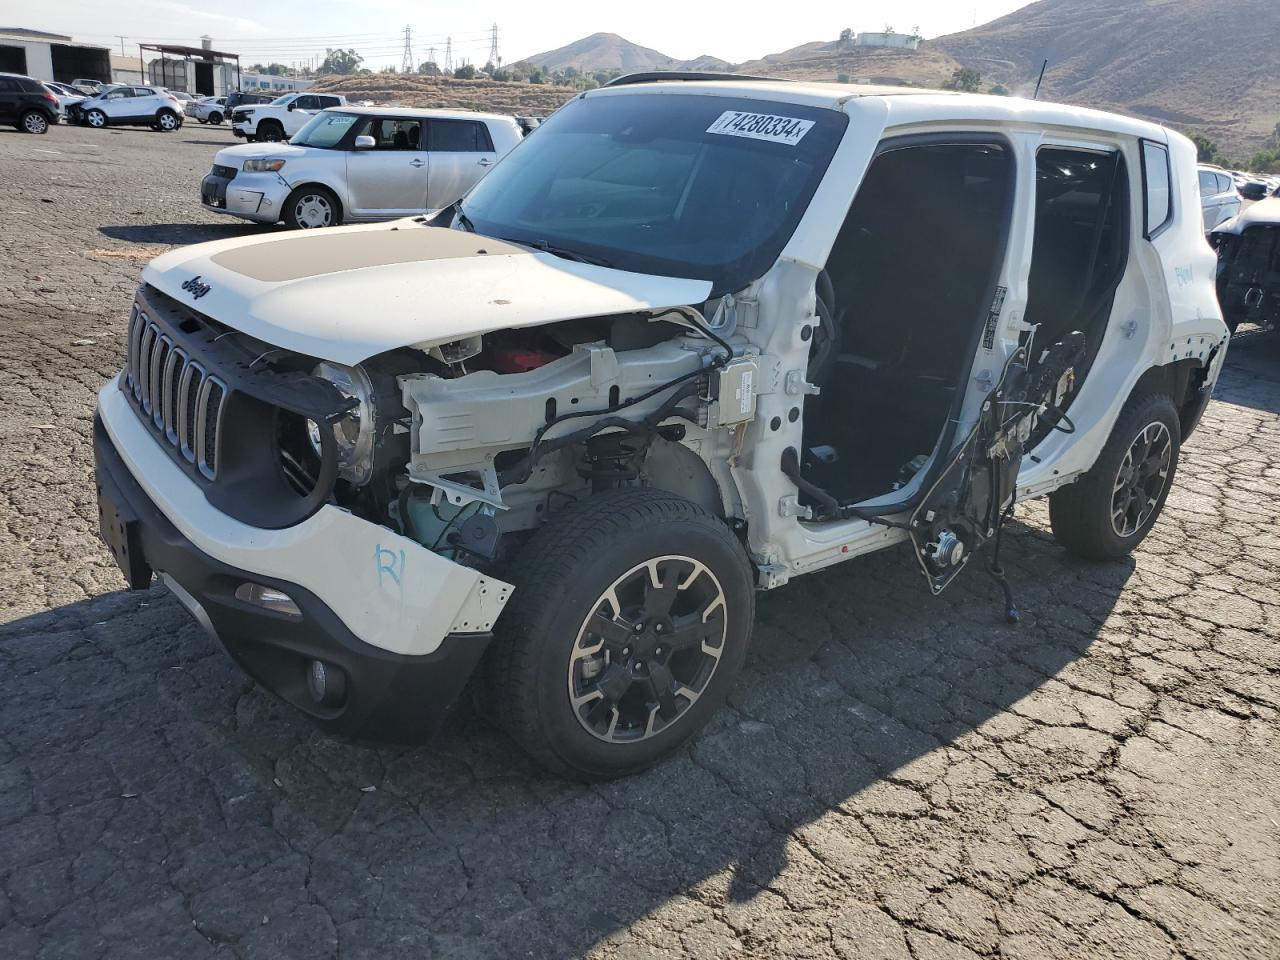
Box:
[401,25,414,74]
[444,37,453,73]
[427,46,437,70]
[487,23,500,67]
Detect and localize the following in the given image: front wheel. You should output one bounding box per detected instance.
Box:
[1049,392,1181,560]
[484,489,755,780]
[257,121,284,143]
[20,110,49,134]
[282,186,341,229]
[208,112,223,125]
[85,109,106,129]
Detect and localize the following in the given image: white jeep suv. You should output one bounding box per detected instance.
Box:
[94,77,1227,780]
[231,91,347,142]
[202,107,522,228]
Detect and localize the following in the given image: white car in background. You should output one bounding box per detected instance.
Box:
[1198,164,1242,232]
[202,106,523,228]
[189,95,228,124]
[42,81,85,119]
[68,85,184,131]
[230,91,347,142]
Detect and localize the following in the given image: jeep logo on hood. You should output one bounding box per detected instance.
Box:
[181,276,211,300]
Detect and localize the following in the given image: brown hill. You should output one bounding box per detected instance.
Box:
[519,32,729,73]
[735,41,962,88]
[310,74,576,117]
[930,0,1280,158]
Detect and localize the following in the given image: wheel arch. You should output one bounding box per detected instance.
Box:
[1128,352,1219,440]
[287,181,345,218]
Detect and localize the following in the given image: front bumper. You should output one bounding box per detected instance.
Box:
[200,169,281,222]
[94,412,496,740]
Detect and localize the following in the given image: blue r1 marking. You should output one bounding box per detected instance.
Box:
[375,544,406,589]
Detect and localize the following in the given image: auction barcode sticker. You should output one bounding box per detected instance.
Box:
[706,110,815,146]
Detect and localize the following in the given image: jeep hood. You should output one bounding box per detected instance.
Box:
[142,222,714,365]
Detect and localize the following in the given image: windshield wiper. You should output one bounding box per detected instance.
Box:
[503,237,615,269]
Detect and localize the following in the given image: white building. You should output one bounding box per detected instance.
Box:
[239,72,314,94]
[0,27,111,83]
[855,32,921,51]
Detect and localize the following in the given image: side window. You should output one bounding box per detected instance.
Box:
[1198,170,1216,197]
[1217,173,1233,194]
[429,119,493,152]
[294,96,319,110]
[105,88,130,100]
[0,78,19,93]
[1141,140,1173,239]
[318,96,342,108]
[353,117,423,150]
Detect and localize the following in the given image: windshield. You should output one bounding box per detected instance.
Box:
[290,111,360,148]
[459,93,846,293]
[270,94,293,106]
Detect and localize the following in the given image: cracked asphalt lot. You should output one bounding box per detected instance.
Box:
[2,124,1279,960]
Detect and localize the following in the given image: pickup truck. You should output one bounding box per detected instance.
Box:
[231,91,347,142]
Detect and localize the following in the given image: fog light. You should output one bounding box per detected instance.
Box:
[234,582,302,617]
[307,659,347,707]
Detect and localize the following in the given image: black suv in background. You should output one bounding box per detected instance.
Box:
[224,91,274,112]
[0,72,59,134]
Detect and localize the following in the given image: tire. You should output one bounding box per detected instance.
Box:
[208,112,223,125]
[154,109,179,132]
[20,110,49,134]
[1049,392,1182,560]
[257,121,284,143]
[282,186,341,229]
[85,108,106,129]
[484,489,755,780]
[197,117,207,124]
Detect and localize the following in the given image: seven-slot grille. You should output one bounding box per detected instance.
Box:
[123,305,227,480]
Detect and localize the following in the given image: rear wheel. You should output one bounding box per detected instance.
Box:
[1049,392,1181,559]
[208,111,223,125]
[154,109,179,131]
[283,186,341,229]
[484,489,755,780]
[20,110,49,134]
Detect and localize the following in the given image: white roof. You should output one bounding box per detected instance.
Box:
[319,104,515,122]
[587,79,1170,142]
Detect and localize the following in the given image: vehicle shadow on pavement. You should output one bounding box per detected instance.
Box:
[98,222,267,246]
[1219,329,1280,414]
[0,515,1134,957]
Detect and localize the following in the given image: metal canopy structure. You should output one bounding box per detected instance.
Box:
[139,41,240,95]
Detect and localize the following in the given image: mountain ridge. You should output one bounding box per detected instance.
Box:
[519,1,1280,159]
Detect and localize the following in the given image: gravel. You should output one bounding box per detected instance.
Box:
[1,122,1278,960]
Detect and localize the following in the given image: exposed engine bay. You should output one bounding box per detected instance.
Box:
[295,303,750,569]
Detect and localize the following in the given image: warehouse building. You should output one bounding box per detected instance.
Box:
[0,27,111,84]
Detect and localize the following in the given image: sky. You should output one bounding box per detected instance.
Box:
[2,0,1033,70]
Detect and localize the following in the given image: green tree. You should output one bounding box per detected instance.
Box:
[1247,148,1280,174]
[318,48,362,75]
[1186,131,1222,165]
[453,63,477,80]
[490,67,512,82]
[942,67,982,92]
[839,27,854,44]
[418,60,440,76]
[988,83,1009,96]
[837,73,851,83]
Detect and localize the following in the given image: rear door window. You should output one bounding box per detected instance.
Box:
[429,119,494,152]
[1141,141,1173,239]
[1198,170,1216,197]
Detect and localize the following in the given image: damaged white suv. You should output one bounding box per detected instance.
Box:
[94,76,1227,779]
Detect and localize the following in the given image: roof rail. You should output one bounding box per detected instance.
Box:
[604,71,785,88]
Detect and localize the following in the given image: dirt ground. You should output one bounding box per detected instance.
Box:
[1,122,1278,960]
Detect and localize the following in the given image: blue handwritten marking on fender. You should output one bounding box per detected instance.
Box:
[375,545,406,589]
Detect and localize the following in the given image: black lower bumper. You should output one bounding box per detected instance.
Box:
[93,414,491,741]
[201,171,232,209]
